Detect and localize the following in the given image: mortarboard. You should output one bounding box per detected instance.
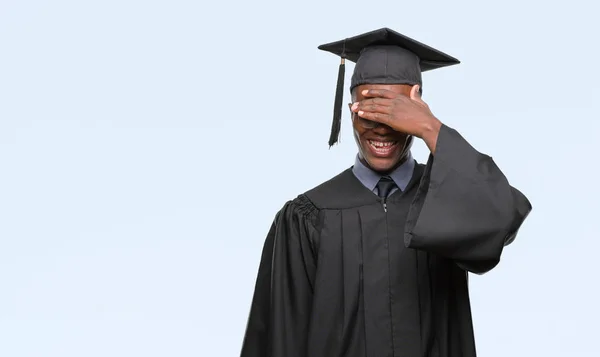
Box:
[318,27,460,147]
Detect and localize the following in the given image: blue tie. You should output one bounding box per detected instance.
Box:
[376,176,397,200]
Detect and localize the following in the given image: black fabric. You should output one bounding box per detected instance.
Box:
[240,124,532,357]
[376,176,397,200]
[318,27,460,146]
[318,27,460,92]
[350,45,422,92]
[328,58,346,147]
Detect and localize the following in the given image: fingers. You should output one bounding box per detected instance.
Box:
[357,105,390,115]
[355,110,391,125]
[351,98,392,114]
[360,88,397,99]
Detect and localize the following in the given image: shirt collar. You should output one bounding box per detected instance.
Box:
[352,151,415,192]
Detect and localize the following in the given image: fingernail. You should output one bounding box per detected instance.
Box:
[351,102,358,110]
[358,110,364,116]
[362,90,368,95]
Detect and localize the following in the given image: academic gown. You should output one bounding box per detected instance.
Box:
[240,124,532,357]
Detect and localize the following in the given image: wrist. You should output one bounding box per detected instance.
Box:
[420,116,442,153]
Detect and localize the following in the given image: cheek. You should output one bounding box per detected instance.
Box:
[352,126,365,148]
[352,128,361,145]
[351,120,366,137]
[353,127,367,143]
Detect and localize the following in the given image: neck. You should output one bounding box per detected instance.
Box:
[359,153,409,175]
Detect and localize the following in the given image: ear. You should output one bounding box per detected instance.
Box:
[410,85,426,104]
[410,85,420,99]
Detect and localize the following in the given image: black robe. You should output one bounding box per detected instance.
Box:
[240,124,532,357]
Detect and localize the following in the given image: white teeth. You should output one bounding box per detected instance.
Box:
[369,140,396,148]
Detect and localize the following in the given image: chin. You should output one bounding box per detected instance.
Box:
[364,156,401,173]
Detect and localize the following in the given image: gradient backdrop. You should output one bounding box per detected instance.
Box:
[1,1,599,356]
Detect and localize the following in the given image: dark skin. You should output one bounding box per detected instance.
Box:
[349,83,442,173]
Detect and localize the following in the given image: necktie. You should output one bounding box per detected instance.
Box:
[376,176,397,200]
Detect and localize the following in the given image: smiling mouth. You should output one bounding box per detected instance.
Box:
[367,140,399,156]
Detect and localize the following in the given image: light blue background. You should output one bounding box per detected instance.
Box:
[1,1,598,356]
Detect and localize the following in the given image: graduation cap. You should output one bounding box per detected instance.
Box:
[318,27,460,147]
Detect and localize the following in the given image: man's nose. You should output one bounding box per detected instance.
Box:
[372,122,394,134]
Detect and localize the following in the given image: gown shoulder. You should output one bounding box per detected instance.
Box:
[302,168,381,210]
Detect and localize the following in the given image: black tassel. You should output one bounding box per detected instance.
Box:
[328,57,345,148]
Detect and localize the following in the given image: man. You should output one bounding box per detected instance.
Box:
[239,28,532,357]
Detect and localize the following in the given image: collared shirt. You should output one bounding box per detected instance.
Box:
[351,151,416,197]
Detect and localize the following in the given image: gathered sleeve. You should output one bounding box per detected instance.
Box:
[404,124,532,274]
[240,195,319,357]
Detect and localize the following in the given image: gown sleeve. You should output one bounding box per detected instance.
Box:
[240,195,318,357]
[404,124,532,274]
